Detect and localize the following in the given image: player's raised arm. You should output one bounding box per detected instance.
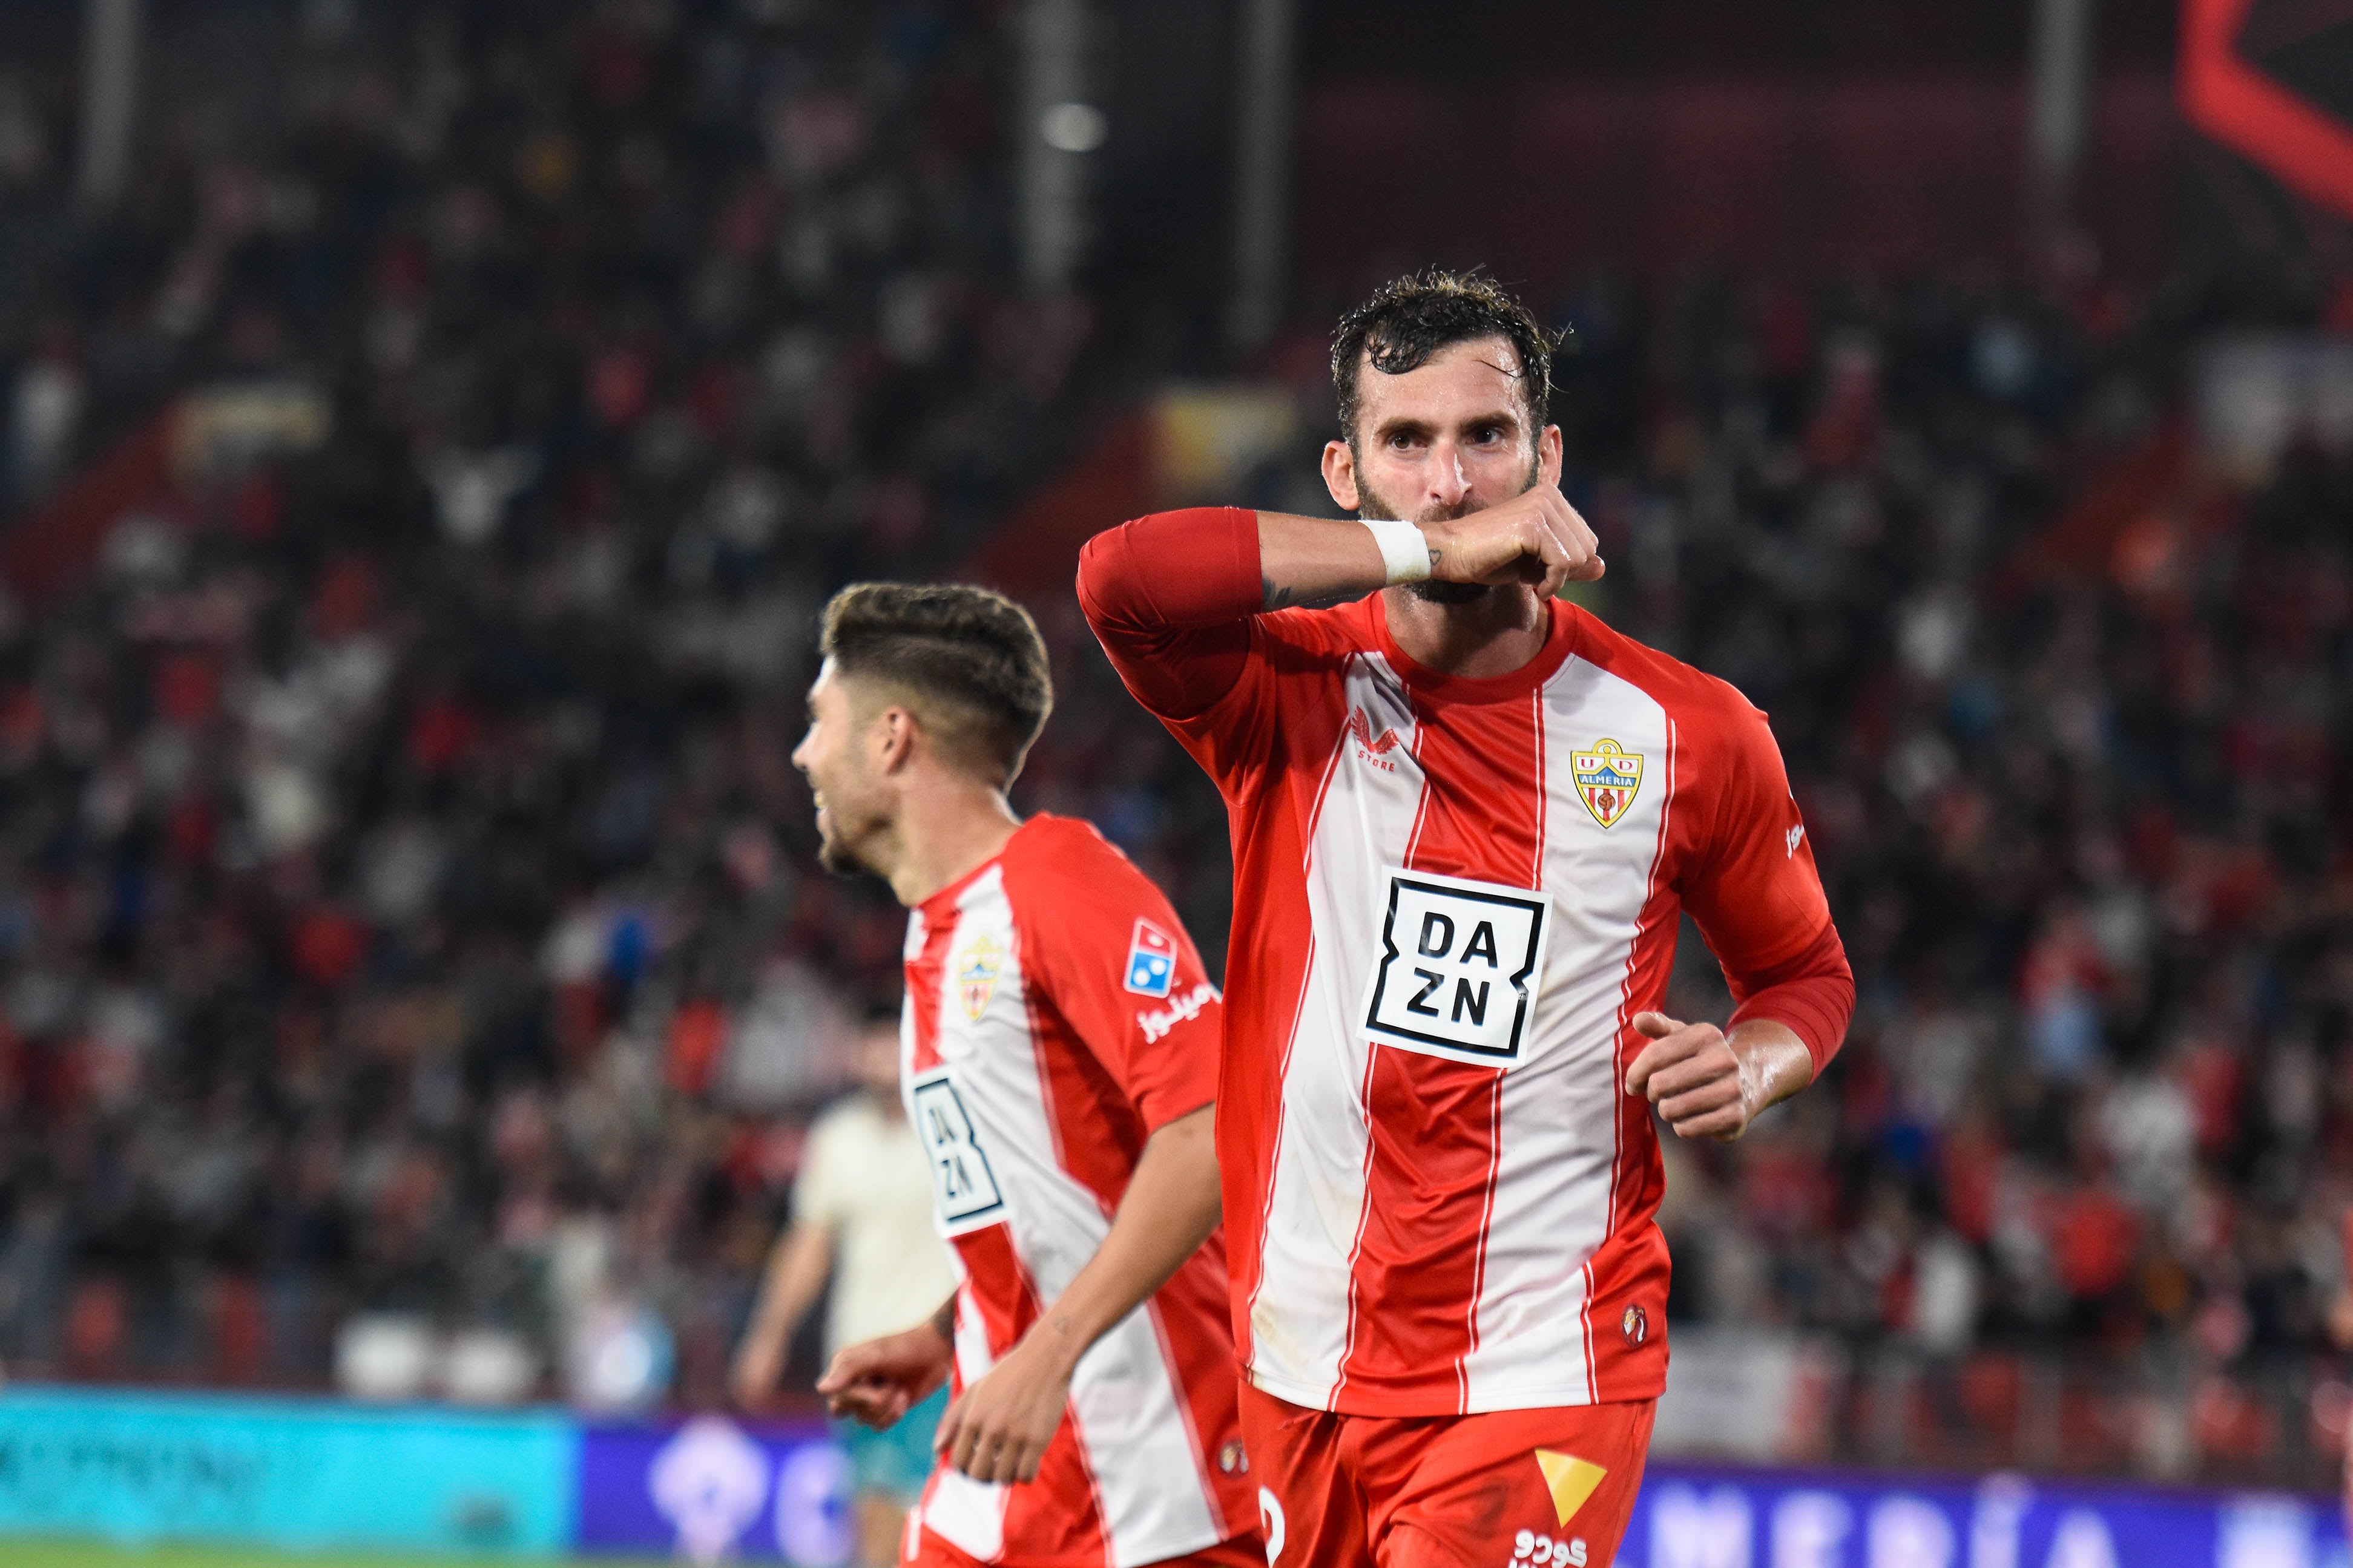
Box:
[1076,487,1601,720]
[1254,482,1601,610]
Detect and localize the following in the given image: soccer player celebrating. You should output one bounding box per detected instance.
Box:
[1078,271,1854,1568]
[792,583,1261,1568]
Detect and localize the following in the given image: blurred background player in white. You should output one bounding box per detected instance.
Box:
[731,1012,957,1568]
[791,583,1259,1568]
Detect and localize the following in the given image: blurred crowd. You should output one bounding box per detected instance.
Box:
[0,0,1108,1405]
[0,0,2349,1480]
[1531,262,2353,1472]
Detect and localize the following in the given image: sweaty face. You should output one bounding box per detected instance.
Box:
[790,660,889,876]
[1336,336,1545,604]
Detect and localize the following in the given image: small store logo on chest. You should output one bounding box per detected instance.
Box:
[1570,740,1645,829]
[1346,709,1405,772]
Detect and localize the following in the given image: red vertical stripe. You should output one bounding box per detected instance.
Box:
[1335,689,1544,1410]
[952,1224,1041,1356]
[907,904,958,1077]
[1019,986,1140,1215]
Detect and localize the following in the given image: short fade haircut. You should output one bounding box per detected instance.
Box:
[1331,269,1556,448]
[817,583,1052,787]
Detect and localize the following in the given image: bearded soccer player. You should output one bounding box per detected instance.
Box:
[1076,272,1854,1568]
[792,583,1260,1568]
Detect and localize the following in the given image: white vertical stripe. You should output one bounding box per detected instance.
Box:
[922,1285,1009,1560]
[1065,1305,1221,1565]
[1460,656,1671,1411]
[1245,656,1425,1409]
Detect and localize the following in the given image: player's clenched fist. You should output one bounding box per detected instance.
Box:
[1420,482,1604,598]
[1625,1011,1757,1143]
[816,1322,952,1431]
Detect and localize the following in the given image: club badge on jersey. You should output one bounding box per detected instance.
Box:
[1124,918,1177,997]
[956,933,1005,1022]
[1571,739,1644,829]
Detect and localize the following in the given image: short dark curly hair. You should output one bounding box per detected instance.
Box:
[1331,269,1556,447]
[818,582,1053,786]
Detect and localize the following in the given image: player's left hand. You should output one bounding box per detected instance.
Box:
[934,1327,1075,1485]
[1625,1012,1756,1142]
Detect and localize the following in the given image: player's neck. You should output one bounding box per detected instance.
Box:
[882,774,1024,908]
[1380,583,1550,680]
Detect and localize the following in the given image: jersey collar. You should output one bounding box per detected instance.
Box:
[912,816,1044,922]
[1366,594,1581,704]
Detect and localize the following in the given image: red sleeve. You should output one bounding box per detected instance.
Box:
[1012,832,1223,1132]
[1678,701,1854,1075]
[1724,921,1853,1075]
[1076,507,1262,723]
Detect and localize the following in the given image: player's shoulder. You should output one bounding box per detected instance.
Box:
[1003,812,1125,873]
[1258,594,1386,658]
[1566,603,1769,732]
[999,815,1168,913]
[999,817,1198,998]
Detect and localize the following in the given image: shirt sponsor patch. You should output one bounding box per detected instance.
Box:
[1137,980,1218,1044]
[1124,917,1177,997]
[1360,867,1551,1068]
[909,1068,1007,1233]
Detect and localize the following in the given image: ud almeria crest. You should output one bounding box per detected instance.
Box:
[1571,739,1644,829]
[957,933,1005,1021]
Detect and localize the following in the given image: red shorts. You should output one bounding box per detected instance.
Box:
[904,1524,1264,1568]
[1239,1382,1655,1568]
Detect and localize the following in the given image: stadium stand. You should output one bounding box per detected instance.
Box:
[0,0,2348,1492]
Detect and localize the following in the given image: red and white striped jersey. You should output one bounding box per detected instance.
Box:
[901,815,1251,1567]
[1079,507,1852,1420]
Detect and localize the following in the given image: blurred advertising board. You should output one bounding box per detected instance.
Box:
[1652,1328,1841,1463]
[576,1414,853,1565]
[0,1384,574,1554]
[2,1385,2343,1568]
[1623,1463,2348,1568]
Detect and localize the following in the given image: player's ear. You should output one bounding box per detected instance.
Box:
[1322,439,1361,513]
[1537,424,1563,487]
[873,706,918,774]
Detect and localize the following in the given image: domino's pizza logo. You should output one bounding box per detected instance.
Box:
[1124,919,1177,997]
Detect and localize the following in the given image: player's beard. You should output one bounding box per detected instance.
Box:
[1407,577,1491,606]
[812,781,886,877]
[1353,451,1544,606]
[815,825,863,874]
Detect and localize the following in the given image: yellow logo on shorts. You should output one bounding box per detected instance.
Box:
[1533,1449,1608,1527]
[1570,740,1644,829]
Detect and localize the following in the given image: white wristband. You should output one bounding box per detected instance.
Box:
[1361,517,1432,585]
